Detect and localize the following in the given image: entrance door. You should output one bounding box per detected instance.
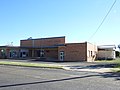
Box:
[60,51,64,61]
[40,49,44,57]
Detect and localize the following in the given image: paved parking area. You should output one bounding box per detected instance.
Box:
[0,65,120,90]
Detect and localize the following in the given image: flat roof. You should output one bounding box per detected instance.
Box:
[21,36,65,41]
[0,46,20,48]
[65,42,94,45]
[98,45,116,49]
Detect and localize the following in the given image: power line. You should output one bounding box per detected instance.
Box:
[88,0,117,41]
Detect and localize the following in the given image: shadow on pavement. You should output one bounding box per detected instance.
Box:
[0,72,119,88]
[86,64,118,68]
[68,63,118,69]
[101,72,120,80]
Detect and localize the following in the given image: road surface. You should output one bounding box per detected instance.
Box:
[0,65,120,90]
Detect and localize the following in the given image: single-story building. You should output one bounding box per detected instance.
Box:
[0,46,28,59]
[97,45,116,60]
[0,36,97,62]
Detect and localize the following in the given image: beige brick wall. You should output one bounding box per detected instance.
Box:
[87,42,97,62]
[97,50,115,59]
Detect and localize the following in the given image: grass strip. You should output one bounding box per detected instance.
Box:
[0,61,63,69]
[95,59,120,64]
[96,59,120,72]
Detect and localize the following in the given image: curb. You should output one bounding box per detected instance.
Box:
[0,61,64,69]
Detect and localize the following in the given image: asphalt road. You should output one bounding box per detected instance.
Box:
[0,65,120,90]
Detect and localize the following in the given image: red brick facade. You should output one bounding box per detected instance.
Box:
[0,36,97,62]
[58,43,87,61]
[58,42,97,62]
[21,36,65,47]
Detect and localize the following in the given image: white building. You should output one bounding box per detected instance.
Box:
[97,45,116,60]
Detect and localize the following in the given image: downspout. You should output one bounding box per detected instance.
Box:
[85,42,88,61]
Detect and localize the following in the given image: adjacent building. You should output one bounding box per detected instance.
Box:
[0,46,28,59]
[97,45,116,60]
[0,36,98,62]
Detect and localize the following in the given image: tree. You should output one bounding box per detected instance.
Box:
[118,44,120,50]
[116,51,120,57]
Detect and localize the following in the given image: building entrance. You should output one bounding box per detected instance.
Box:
[60,51,64,61]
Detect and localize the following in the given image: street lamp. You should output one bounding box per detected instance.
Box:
[1,49,4,52]
[1,49,5,58]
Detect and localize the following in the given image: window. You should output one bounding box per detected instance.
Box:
[91,51,92,57]
[23,52,26,55]
[89,50,91,57]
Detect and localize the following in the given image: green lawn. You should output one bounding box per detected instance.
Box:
[95,58,120,72]
[0,61,63,69]
[96,58,120,64]
[115,59,120,69]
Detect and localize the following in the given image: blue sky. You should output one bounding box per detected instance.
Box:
[0,0,120,46]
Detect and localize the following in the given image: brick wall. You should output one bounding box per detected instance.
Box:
[20,36,97,62]
[45,49,58,60]
[20,40,33,47]
[20,36,65,47]
[87,43,97,62]
[58,43,87,61]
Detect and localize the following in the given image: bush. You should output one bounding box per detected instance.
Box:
[116,51,120,57]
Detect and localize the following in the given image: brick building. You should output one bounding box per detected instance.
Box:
[0,46,28,59]
[0,36,97,62]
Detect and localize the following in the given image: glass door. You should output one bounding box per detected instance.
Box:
[60,51,64,61]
